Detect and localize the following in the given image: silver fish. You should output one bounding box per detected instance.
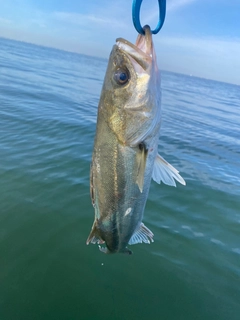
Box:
[86,26,185,254]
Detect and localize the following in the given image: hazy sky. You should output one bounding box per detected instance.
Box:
[0,0,240,85]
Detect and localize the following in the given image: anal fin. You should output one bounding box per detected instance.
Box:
[129,223,154,245]
[152,153,186,187]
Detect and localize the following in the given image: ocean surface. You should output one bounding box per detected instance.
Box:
[0,37,239,320]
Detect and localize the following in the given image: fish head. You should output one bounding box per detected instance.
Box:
[100,25,161,146]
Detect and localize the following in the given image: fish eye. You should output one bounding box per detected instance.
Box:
[114,69,129,85]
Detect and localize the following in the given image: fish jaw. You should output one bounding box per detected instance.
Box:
[116,25,159,79]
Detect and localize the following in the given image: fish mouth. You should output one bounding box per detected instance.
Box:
[116,25,153,72]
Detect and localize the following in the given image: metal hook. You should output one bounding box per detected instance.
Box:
[132,0,166,35]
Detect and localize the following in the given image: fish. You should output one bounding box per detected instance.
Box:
[86,25,185,255]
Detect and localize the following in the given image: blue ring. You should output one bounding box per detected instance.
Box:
[132,0,166,35]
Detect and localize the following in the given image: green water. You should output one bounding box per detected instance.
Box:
[0,38,240,320]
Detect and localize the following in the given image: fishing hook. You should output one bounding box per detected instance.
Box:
[132,0,166,35]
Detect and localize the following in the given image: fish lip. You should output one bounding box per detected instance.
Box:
[116,26,153,72]
[116,25,152,57]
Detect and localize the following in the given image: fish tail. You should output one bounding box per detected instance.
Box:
[98,245,132,255]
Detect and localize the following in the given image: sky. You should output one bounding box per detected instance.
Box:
[0,0,240,85]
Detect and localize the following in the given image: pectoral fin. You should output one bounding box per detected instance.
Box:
[129,223,154,245]
[136,143,148,193]
[152,153,186,186]
[86,221,105,245]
